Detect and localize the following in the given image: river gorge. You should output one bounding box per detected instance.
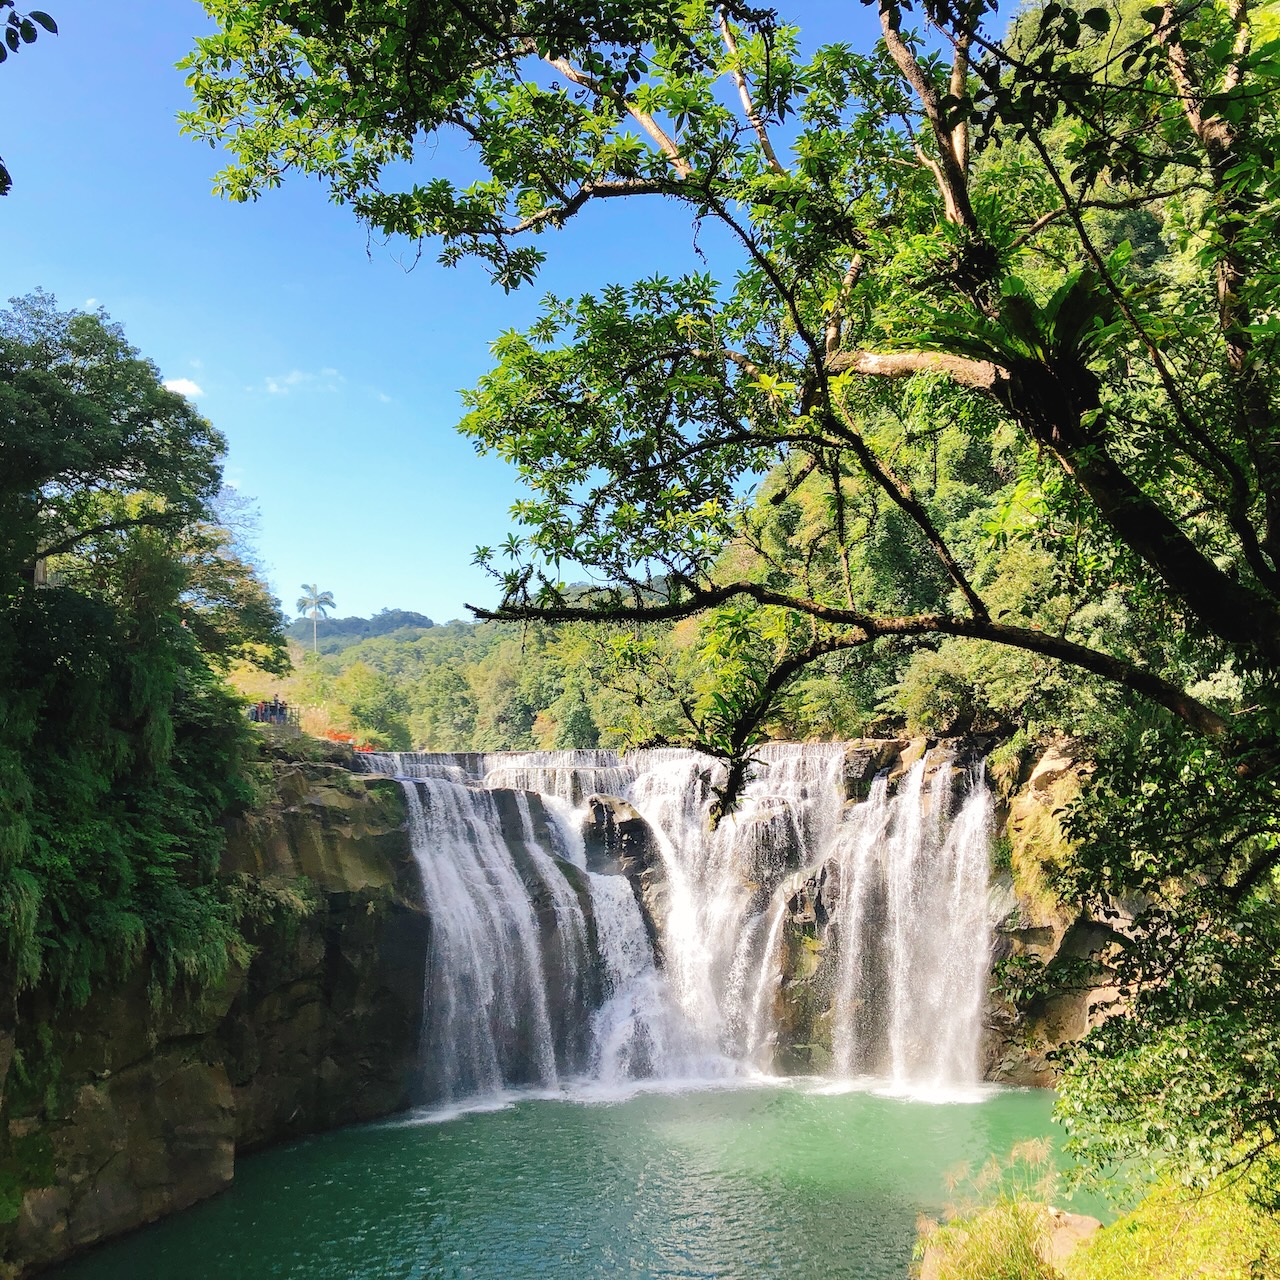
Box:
[2,738,1097,1277]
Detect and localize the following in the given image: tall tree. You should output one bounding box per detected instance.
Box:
[182,0,1279,757]
[296,583,335,653]
[0,293,287,1003]
[183,0,1280,1191]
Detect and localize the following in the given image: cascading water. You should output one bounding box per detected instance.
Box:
[361,741,997,1107]
[829,761,994,1090]
[397,777,562,1101]
[623,743,848,1059]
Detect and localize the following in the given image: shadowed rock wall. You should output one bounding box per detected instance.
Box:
[0,762,427,1277]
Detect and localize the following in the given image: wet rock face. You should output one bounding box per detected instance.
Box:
[843,739,907,801]
[0,762,428,1278]
[581,795,653,874]
[581,794,668,955]
[770,866,840,1073]
[982,741,1123,1087]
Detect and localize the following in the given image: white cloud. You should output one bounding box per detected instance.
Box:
[375,390,394,404]
[164,377,204,398]
[83,297,98,309]
[263,367,343,395]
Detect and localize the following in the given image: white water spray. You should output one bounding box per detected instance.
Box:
[362,743,995,1104]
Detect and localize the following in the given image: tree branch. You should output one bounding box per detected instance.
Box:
[502,178,671,235]
[878,0,978,230]
[718,9,787,175]
[471,579,1230,736]
[546,56,693,178]
[827,347,1010,395]
[38,511,193,561]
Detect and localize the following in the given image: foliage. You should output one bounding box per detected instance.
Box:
[914,1140,1061,1280]
[0,293,287,1005]
[183,0,1280,761]
[1061,1172,1280,1280]
[1053,715,1280,1203]
[283,607,434,653]
[265,613,666,751]
[186,0,1280,1195]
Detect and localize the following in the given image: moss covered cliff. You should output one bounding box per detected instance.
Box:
[0,760,426,1277]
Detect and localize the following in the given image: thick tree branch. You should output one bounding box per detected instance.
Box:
[470,579,1231,736]
[827,339,1280,653]
[878,0,978,230]
[502,178,671,235]
[38,511,194,561]
[827,348,1009,394]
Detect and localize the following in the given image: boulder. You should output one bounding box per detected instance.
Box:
[581,794,668,956]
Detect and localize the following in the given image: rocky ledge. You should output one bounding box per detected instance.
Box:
[0,761,425,1278]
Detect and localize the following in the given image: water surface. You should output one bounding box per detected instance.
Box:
[57,1080,1067,1279]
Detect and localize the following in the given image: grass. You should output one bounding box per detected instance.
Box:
[915,1140,1062,1280]
[1062,1175,1280,1280]
[917,1148,1280,1280]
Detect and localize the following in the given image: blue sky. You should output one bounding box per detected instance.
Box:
[1,0,881,623]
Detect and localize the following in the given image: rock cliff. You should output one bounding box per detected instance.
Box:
[0,760,426,1277]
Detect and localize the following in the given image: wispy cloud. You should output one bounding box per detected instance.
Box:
[164,377,204,398]
[263,367,344,395]
[83,297,98,309]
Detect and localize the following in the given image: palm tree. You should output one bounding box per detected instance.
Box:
[296,584,335,653]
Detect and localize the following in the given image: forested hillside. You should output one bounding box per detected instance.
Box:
[283,608,435,654]
[0,292,288,1006]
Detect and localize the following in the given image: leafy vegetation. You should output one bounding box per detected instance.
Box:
[914,1141,1061,1280]
[283,607,435,655]
[1062,1173,1280,1280]
[184,0,1280,1210]
[0,292,287,1005]
[917,1152,1280,1280]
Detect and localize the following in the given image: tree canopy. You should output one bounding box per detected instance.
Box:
[0,293,288,1004]
[183,0,1280,1196]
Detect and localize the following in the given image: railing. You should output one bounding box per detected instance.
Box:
[246,704,301,735]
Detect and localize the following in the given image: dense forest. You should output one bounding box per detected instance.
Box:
[0,291,289,1005]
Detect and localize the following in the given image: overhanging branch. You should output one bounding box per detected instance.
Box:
[469,579,1231,738]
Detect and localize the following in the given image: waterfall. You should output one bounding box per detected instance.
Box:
[397,777,562,1101]
[583,874,723,1084]
[829,761,993,1090]
[623,743,847,1059]
[363,742,995,1106]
